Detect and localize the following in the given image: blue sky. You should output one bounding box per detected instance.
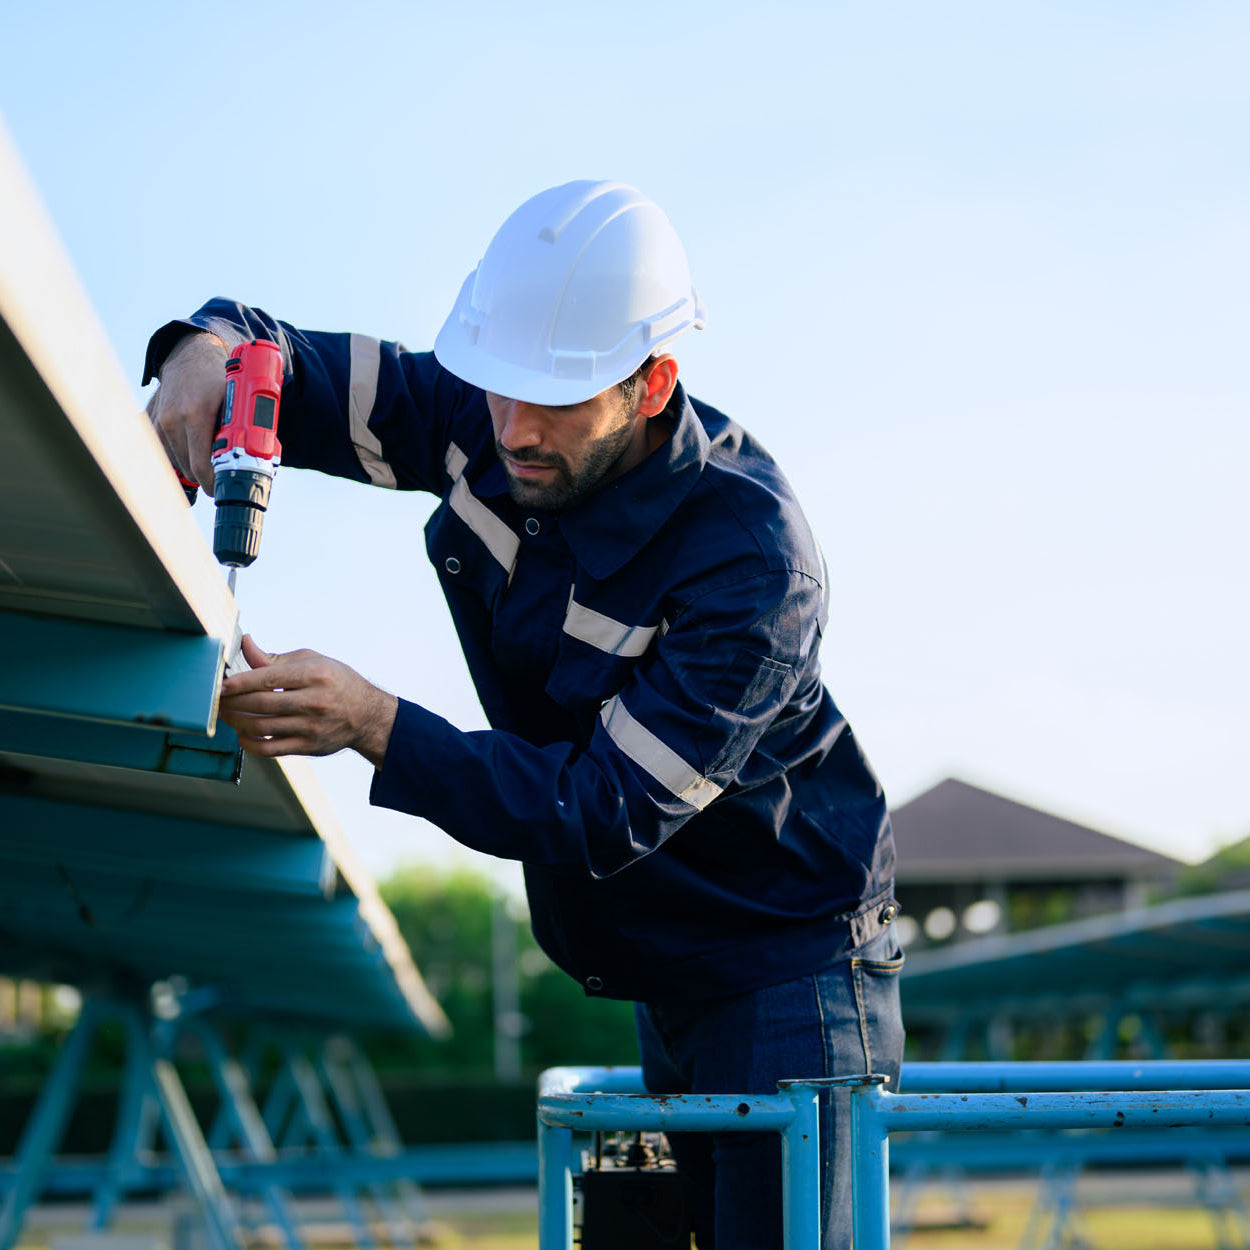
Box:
[4,1,1247,885]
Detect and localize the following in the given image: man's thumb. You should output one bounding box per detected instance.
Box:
[241,634,275,668]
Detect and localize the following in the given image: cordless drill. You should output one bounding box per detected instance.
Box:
[177,339,284,594]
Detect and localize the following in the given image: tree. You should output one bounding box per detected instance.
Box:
[378,865,637,1080]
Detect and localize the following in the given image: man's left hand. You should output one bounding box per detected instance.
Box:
[219,636,398,768]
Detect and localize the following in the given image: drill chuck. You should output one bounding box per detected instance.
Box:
[213,467,273,568]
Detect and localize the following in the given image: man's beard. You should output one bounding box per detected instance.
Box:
[497,414,636,512]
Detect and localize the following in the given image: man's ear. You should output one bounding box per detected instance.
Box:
[638,355,679,417]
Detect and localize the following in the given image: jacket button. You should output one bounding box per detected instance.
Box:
[879,902,899,925]
[444,557,461,574]
[525,517,541,535]
[585,975,604,991]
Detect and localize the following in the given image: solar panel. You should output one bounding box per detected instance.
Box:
[902,889,1250,1020]
[0,118,446,1038]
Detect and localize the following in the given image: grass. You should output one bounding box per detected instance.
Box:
[14,1175,1246,1250]
[417,1207,539,1249]
[898,1178,1240,1250]
[417,1177,1241,1248]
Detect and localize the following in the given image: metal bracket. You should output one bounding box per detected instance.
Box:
[0,610,237,779]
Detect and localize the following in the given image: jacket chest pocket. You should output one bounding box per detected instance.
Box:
[544,591,667,720]
[424,495,516,612]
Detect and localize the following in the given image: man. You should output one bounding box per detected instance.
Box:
[145,180,903,1248]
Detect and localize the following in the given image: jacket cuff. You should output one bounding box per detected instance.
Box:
[369,696,458,819]
[141,315,248,385]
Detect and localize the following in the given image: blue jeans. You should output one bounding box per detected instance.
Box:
[635,931,904,1249]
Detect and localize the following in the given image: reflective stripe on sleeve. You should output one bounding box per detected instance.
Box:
[347,334,396,488]
[599,695,723,811]
[563,597,659,657]
[444,442,519,575]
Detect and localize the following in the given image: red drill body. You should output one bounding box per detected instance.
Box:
[215,340,283,471]
[212,340,283,588]
[176,340,283,589]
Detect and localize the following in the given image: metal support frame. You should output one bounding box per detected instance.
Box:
[131,1012,246,1250]
[226,1030,431,1249]
[1190,1154,1250,1250]
[889,1160,977,1248]
[316,1042,412,1245]
[91,1015,160,1228]
[0,997,102,1250]
[1,1008,445,1250]
[536,1062,1250,1250]
[317,1036,430,1233]
[179,1018,303,1250]
[1017,1156,1084,1250]
[0,997,246,1250]
[281,1041,380,1248]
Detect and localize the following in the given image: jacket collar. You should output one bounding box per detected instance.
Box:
[474,384,709,580]
[560,385,709,579]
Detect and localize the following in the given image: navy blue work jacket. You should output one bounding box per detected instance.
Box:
[146,300,897,1004]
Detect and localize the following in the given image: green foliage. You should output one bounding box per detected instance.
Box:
[521,961,638,1072]
[1005,887,1078,932]
[377,864,637,1081]
[1173,832,1250,897]
[379,866,496,1076]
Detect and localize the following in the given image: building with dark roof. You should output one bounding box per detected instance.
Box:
[890,778,1183,949]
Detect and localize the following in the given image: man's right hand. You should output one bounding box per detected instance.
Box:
[146,331,229,491]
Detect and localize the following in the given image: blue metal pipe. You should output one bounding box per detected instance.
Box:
[537,1116,574,1250]
[875,1088,1250,1132]
[539,1091,798,1134]
[538,1065,650,1096]
[889,1129,1250,1168]
[0,1144,542,1196]
[850,1085,890,1250]
[780,1085,821,1248]
[902,1059,1250,1093]
[540,1060,1250,1096]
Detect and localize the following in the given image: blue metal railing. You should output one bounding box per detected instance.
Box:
[536,1061,1250,1249]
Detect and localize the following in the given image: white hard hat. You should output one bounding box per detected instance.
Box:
[434,180,706,405]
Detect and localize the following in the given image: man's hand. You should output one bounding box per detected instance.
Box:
[146,332,230,490]
[219,636,399,768]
